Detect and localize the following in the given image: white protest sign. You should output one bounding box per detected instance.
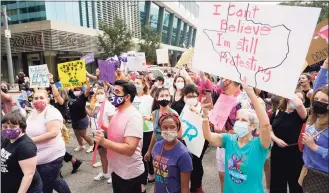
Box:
[180,105,205,158]
[127,52,147,71]
[192,3,320,99]
[156,48,169,64]
[28,64,50,88]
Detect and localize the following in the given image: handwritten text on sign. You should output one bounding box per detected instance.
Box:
[209,94,237,131]
[193,3,320,98]
[58,60,87,88]
[28,64,49,88]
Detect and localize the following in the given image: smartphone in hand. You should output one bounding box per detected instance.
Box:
[203,89,213,108]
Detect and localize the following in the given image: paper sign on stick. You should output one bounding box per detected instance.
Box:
[81,53,95,64]
[305,19,329,65]
[193,3,320,99]
[209,94,237,131]
[176,48,194,67]
[28,64,49,88]
[180,105,205,157]
[98,60,117,84]
[156,48,169,64]
[58,60,87,88]
[127,52,147,71]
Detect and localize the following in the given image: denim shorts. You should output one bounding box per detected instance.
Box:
[72,116,89,130]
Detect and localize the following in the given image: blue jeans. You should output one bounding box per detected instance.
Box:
[27,181,43,193]
[37,156,71,193]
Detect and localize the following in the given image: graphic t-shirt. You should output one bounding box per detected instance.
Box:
[68,93,88,121]
[222,134,270,193]
[132,95,154,132]
[152,140,193,193]
[1,135,42,193]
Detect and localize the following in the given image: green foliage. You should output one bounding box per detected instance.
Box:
[279,1,328,23]
[98,16,135,59]
[138,25,161,64]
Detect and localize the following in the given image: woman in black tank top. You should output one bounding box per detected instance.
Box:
[298,73,313,108]
[171,76,186,115]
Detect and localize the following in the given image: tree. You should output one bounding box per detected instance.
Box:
[98,16,135,59]
[138,25,161,65]
[279,1,328,23]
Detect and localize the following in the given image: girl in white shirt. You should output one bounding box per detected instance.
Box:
[132,76,155,192]
[86,87,116,183]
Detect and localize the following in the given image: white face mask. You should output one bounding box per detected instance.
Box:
[175,82,184,90]
[185,98,198,106]
[96,94,106,102]
[73,91,81,97]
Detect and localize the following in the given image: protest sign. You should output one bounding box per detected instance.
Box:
[193,3,320,99]
[209,94,237,131]
[28,64,49,88]
[58,60,87,88]
[156,48,169,64]
[98,60,117,84]
[180,105,205,157]
[127,52,147,71]
[80,53,95,64]
[176,48,194,67]
[305,19,329,65]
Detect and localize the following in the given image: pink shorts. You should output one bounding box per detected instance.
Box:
[216,148,225,172]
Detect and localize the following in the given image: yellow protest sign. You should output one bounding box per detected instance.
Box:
[176,48,194,67]
[58,60,87,88]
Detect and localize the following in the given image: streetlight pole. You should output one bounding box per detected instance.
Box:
[1,5,15,86]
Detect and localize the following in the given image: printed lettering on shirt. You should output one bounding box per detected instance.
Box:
[228,153,247,184]
[1,148,11,173]
[153,155,169,184]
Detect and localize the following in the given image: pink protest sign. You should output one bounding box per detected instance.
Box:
[209,94,237,130]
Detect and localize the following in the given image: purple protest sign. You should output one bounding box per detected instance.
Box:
[81,53,95,64]
[98,60,117,84]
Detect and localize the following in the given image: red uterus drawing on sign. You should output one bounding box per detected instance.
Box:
[314,25,328,43]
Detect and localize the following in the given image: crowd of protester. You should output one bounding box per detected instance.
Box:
[1,57,328,193]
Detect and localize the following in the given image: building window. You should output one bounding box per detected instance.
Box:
[179,22,186,46]
[162,10,170,44]
[171,16,179,46]
[149,2,159,31]
[139,1,146,26]
[185,25,192,47]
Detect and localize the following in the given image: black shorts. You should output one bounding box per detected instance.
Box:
[72,116,89,130]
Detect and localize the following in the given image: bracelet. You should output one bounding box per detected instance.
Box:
[50,82,55,84]
[202,117,209,121]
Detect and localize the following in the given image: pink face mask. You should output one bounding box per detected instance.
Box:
[33,101,47,112]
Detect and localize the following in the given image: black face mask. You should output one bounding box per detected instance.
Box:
[158,99,170,107]
[1,88,8,93]
[313,101,328,114]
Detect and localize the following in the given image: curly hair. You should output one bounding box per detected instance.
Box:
[158,113,181,131]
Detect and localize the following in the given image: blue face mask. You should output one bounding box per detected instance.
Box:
[289,102,296,110]
[233,121,250,137]
[135,85,143,92]
[111,94,125,107]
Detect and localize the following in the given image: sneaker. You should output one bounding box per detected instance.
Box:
[93,161,102,168]
[74,146,86,152]
[71,160,82,174]
[86,145,94,153]
[107,177,112,184]
[94,172,111,181]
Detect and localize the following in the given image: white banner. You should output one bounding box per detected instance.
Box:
[193,2,320,99]
[180,105,205,158]
[156,48,169,64]
[29,64,50,88]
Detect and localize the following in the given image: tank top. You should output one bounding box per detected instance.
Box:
[170,94,185,115]
[153,108,176,142]
[302,89,311,108]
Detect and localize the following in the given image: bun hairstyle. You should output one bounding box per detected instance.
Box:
[158,113,181,131]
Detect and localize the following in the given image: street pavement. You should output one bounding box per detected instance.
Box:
[61,126,221,193]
